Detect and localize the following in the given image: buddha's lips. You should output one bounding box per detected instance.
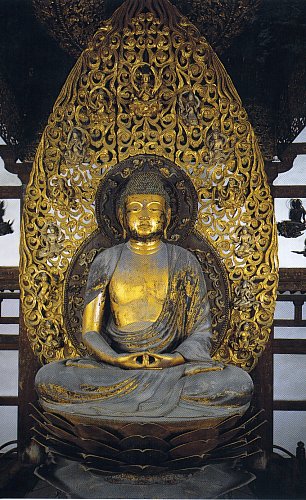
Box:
[139,222,151,228]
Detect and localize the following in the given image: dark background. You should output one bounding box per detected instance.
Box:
[0,0,305,161]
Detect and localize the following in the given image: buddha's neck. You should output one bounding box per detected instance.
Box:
[127,238,162,255]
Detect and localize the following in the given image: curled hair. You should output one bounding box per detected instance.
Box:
[119,171,170,209]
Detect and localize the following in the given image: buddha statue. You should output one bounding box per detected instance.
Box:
[35,171,253,420]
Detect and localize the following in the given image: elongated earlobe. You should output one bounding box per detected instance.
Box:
[163,208,171,240]
[118,208,127,240]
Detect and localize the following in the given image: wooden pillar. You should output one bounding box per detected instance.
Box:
[251,329,274,465]
[17,314,40,463]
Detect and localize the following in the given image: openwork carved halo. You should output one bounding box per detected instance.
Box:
[20,0,278,370]
[95,155,198,244]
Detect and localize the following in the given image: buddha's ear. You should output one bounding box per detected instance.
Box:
[118,207,127,239]
[163,207,171,241]
[118,207,123,225]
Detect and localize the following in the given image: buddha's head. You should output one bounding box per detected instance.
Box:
[118,172,171,242]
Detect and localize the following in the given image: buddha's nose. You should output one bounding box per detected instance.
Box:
[140,212,150,220]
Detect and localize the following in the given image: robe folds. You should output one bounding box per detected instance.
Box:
[36,243,253,420]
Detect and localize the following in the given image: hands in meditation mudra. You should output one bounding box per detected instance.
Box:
[36,172,253,420]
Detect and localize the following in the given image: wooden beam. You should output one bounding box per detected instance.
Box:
[0,318,19,324]
[265,143,306,183]
[0,293,20,299]
[0,268,19,290]
[273,339,306,354]
[0,186,22,199]
[271,185,306,198]
[0,335,19,349]
[0,145,32,185]
[276,294,305,302]
[251,334,273,458]
[278,269,306,292]
[274,320,306,327]
[274,401,306,411]
[0,396,18,406]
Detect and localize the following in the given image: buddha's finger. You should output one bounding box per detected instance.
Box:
[142,354,149,367]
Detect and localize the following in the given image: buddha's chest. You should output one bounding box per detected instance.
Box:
[109,246,168,307]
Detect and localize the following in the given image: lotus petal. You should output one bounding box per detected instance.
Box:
[169,439,218,459]
[117,448,168,465]
[120,435,170,451]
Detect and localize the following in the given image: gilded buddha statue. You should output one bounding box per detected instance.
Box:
[36,171,253,420]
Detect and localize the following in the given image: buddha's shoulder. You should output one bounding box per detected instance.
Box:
[166,243,200,266]
[92,243,125,264]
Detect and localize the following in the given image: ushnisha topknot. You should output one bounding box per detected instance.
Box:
[119,171,170,209]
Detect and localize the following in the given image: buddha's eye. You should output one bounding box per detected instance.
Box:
[127,204,142,212]
[148,203,162,212]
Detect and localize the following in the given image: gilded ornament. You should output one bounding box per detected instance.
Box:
[79,249,99,268]
[48,177,76,209]
[37,320,61,346]
[233,279,260,311]
[233,227,254,259]
[32,0,261,58]
[35,272,56,318]
[64,127,90,167]
[89,88,114,125]
[178,90,201,126]
[205,126,230,167]
[37,223,65,260]
[233,321,259,354]
[128,65,160,117]
[215,178,246,209]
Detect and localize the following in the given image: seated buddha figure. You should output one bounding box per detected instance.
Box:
[36,172,253,420]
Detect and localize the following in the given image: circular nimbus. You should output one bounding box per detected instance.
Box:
[95,154,199,245]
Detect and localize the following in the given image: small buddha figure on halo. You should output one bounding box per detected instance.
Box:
[38,223,65,259]
[217,178,245,209]
[36,171,253,419]
[178,91,200,126]
[234,227,253,259]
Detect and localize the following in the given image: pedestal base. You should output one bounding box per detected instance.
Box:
[35,459,255,499]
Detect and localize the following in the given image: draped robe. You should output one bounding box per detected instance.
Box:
[36,243,253,420]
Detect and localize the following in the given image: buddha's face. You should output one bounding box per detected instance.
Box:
[123,194,169,241]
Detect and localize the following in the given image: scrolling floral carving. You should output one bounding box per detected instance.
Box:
[21,0,277,370]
